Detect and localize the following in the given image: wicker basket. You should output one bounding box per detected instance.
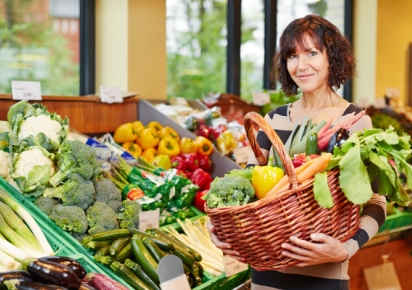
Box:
[204,112,360,271]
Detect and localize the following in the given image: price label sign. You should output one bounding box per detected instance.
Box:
[253,92,270,106]
[222,255,249,277]
[11,80,42,101]
[99,85,123,104]
[233,146,252,164]
[139,208,160,231]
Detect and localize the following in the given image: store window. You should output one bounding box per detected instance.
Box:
[0,0,80,96]
[166,0,227,100]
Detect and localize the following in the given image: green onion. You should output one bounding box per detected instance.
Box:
[0,189,53,255]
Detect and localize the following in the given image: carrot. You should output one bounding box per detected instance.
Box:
[318,111,365,151]
[265,157,318,198]
[267,153,332,195]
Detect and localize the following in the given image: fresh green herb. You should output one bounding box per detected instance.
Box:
[316,126,412,208]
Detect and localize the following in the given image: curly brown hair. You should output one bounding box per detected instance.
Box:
[272,14,356,96]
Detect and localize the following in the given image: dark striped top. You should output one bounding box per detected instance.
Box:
[249,103,387,290]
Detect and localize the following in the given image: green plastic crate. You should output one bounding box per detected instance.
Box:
[379,207,412,232]
[195,269,251,290]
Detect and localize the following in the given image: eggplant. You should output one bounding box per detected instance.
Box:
[0,271,34,290]
[39,256,87,279]
[26,260,81,290]
[326,128,349,153]
[9,281,68,290]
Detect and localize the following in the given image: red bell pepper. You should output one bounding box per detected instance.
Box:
[189,168,213,191]
[180,153,200,172]
[197,154,212,172]
[171,156,187,172]
[193,189,208,213]
[197,124,219,141]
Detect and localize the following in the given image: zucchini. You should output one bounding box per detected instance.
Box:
[94,245,111,262]
[110,262,151,290]
[305,131,319,155]
[124,259,160,290]
[129,229,174,251]
[89,229,130,241]
[142,237,166,263]
[109,236,131,256]
[113,243,133,263]
[130,236,160,283]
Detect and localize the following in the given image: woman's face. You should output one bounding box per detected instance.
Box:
[286,35,330,95]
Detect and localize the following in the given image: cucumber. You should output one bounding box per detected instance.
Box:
[110,261,151,290]
[124,259,160,290]
[306,131,319,156]
[129,229,174,251]
[142,237,167,263]
[130,236,160,283]
[89,229,131,241]
[109,236,131,256]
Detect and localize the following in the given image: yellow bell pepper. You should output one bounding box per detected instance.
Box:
[179,137,199,154]
[141,147,157,164]
[122,142,142,158]
[196,136,214,156]
[160,126,180,142]
[113,123,138,143]
[147,121,163,134]
[252,166,284,199]
[136,128,160,150]
[152,154,172,170]
[132,121,145,134]
[157,137,181,158]
[216,131,237,155]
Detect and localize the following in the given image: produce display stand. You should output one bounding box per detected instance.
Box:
[138,99,241,178]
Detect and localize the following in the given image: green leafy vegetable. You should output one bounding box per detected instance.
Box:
[313,172,334,208]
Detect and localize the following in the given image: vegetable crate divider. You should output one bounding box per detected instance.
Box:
[379,207,412,233]
[0,177,134,290]
[138,99,242,178]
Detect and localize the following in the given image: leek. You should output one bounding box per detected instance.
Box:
[0,248,19,270]
[0,237,28,261]
[0,201,42,252]
[0,189,53,255]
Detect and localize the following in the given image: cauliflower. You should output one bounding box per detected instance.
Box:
[10,146,55,197]
[18,115,63,145]
[0,150,12,178]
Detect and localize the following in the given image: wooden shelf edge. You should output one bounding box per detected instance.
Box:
[0,94,140,103]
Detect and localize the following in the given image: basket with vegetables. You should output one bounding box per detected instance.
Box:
[204,111,412,271]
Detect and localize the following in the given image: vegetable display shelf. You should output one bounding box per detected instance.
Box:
[378,207,412,233]
[138,99,241,178]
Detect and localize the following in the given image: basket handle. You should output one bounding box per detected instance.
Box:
[244,111,298,187]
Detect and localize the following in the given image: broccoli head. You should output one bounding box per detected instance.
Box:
[49,204,88,234]
[34,196,60,216]
[203,175,256,208]
[86,201,119,235]
[93,177,122,212]
[43,173,95,210]
[49,140,100,187]
[117,199,142,229]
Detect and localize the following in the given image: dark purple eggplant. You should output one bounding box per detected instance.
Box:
[326,128,349,153]
[26,260,81,290]
[0,271,34,290]
[6,281,68,290]
[39,256,86,279]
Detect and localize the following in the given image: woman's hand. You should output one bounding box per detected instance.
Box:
[206,220,246,262]
[281,233,348,267]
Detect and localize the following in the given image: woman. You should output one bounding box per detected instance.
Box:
[208,15,386,289]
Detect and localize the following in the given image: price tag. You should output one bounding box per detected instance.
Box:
[138,208,160,231]
[233,146,252,164]
[252,92,270,106]
[99,85,123,104]
[11,80,42,100]
[222,255,249,277]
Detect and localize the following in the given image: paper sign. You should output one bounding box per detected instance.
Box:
[253,92,270,106]
[363,261,401,290]
[138,208,160,231]
[11,80,42,100]
[222,255,249,277]
[99,85,123,104]
[233,146,252,164]
[158,255,191,290]
[386,87,400,98]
